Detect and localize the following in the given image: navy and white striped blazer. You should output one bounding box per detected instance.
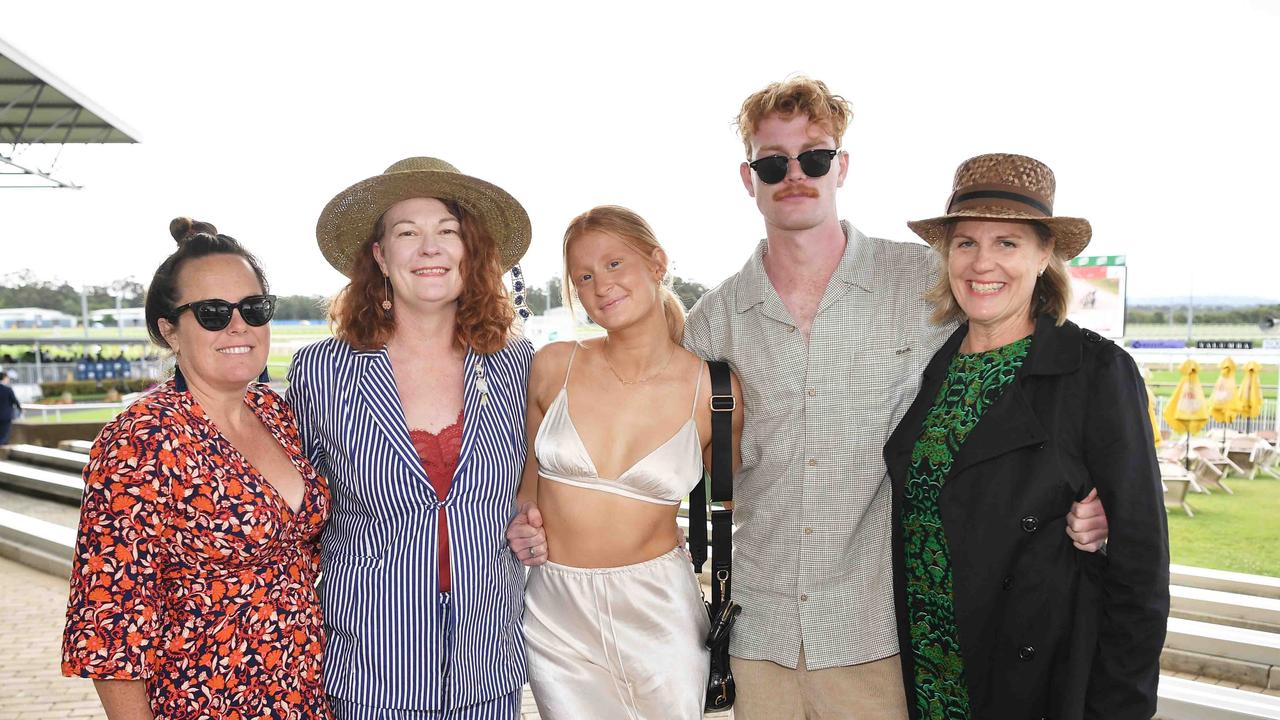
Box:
[285,336,531,710]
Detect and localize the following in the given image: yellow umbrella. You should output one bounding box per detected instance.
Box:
[1236,360,1264,434]
[1142,368,1162,447]
[1209,357,1240,424]
[1164,359,1210,467]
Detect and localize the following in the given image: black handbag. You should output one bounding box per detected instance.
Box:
[689,360,741,712]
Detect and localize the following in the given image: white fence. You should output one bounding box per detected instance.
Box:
[1152,396,1278,438]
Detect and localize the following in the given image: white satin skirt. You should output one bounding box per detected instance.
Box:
[524,546,711,720]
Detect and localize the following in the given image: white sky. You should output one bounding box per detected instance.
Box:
[2,0,1278,302]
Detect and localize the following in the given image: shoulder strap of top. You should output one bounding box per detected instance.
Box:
[562,343,579,388]
[690,359,705,416]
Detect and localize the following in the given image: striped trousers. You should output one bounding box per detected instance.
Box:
[330,593,522,720]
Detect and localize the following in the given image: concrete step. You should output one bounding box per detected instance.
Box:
[1172,585,1280,634]
[0,460,84,503]
[57,439,93,455]
[1173,564,1280,601]
[0,507,74,578]
[1157,675,1280,719]
[5,444,88,474]
[1163,617,1280,687]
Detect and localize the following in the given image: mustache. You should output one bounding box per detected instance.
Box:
[772,184,819,200]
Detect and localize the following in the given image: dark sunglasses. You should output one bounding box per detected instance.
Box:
[169,294,276,331]
[748,148,840,185]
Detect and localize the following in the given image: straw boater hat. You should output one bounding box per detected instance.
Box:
[316,157,531,277]
[907,153,1091,260]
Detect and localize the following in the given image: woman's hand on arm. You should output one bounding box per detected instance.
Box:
[1066,488,1109,552]
[508,345,557,567]
[93,679,154,720]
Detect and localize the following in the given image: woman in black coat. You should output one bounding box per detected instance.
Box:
[884,154,1168,719]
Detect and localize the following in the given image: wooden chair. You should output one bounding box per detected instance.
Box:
[1160,462,1195,517]
[1191,440,1246,478]
[1160,444,1209,494]
[1189,457,1233,495]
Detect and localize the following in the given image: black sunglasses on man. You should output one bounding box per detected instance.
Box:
[748,148,841,185]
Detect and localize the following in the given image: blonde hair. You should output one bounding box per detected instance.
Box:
[926,221,1072,327]
[561,205,686,344]
[736,76,853,156]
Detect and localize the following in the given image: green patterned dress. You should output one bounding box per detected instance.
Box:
[903,336,1032,720]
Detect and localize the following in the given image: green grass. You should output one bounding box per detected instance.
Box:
[1167,475,1280,577]
[19,407,124,424]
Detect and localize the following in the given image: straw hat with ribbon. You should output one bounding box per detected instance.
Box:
[908,153,1092,260]
[316,157,531,278]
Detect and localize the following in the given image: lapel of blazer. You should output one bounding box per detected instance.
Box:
[352,348,434,495]
[948,316,1079,478]
[453,346,486,493]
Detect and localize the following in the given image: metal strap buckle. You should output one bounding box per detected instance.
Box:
[710,394,736,412]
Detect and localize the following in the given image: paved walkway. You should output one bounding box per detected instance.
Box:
[6,553,1276,719]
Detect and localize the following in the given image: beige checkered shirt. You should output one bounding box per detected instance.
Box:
[684,222,956,670]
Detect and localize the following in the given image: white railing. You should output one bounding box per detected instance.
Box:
[21,401,130,423]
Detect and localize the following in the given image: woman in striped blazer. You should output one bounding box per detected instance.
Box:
[286,158,534,719]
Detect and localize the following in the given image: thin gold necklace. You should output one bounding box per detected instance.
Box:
[602,340,676,385]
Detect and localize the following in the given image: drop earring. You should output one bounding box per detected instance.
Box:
[381,275,393,311]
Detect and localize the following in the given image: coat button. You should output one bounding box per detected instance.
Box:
[1002,575,1014,590]
[1020,515,1039,533]
[1018,645,1036,661]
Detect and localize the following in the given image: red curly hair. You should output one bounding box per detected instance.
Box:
[329,200,514,354]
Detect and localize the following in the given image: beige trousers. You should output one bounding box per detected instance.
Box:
[730,648,908,720]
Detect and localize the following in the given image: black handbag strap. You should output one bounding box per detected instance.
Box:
[690,361,734,610]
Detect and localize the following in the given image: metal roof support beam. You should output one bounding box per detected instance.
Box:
[0,149,80,189]
[23,106,77,144]
[0,83,39,119]
[9,83,44,148]
[59,107,84,144]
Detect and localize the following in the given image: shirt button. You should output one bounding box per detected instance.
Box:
[1018,645,1037,661]
[800,594,808,602]
[806,388,817,397]
[808,459,817,467]
[1002,575,1014,590]
[1020,516,1039,533]
[804,527,813,535]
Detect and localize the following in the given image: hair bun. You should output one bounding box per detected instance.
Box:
[169,217,218,244]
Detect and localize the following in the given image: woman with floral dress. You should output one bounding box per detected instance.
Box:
[63,218,331,719]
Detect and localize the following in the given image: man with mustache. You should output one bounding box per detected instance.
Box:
[678,77,1108,719]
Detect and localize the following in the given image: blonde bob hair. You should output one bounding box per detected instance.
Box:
[926,221,1072,327]
[561,205,685,344]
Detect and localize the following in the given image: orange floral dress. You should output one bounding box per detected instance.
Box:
[62,380,332,720]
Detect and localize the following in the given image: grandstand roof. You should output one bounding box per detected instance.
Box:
[0,36,138,144]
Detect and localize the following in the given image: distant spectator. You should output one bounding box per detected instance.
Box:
[0,370,20,445]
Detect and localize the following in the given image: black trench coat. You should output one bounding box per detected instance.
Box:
[884,316,1169,720]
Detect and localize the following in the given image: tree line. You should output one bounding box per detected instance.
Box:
[15,271,1269,324]
[0,272,713,322]
[1127,304,1280,325]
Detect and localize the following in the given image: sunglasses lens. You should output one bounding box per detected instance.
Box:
[798,150,835,178]
[750,156,789,184]
[240,296,275,327]
[193,302,233,331]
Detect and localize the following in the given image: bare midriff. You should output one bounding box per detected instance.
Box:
[538,477,682,568]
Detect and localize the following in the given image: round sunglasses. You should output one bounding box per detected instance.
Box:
[748,148,840,185]
[169,294,277,331]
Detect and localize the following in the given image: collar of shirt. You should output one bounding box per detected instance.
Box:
[733,221,880,314]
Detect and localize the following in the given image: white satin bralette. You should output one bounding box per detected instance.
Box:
[534,344,704,505]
